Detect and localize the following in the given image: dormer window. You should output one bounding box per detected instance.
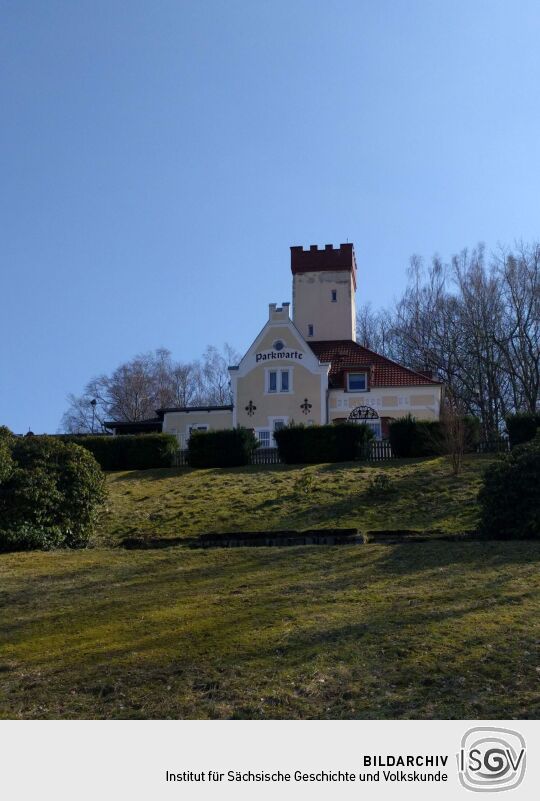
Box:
[347,372,368,392]
[331,290,337,302]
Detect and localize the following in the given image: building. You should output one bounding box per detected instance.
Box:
[107,244,442,446]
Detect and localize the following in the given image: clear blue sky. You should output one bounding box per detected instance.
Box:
[1,0,539,433]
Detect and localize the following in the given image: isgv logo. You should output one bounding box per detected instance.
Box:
[457,727,526,792]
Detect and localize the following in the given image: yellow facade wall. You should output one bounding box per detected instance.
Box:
[162,409,233,448]
[328,385,442,423]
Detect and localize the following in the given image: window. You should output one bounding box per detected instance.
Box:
[308,324,314,337]
[258,430,270,448]
[273,339,284,351]
[189,424,209,434]
[267,368,291,393]
[347,372,367,392]
[331,290,337,302]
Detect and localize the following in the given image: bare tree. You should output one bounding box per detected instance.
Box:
[60,392,108,434]
[440,389,467,476]
[495,243,540,414]
[384,245,538,438]
[356,303,393,355]
[60,344,240,433]
[199,344,240,405]
[169,362,201,407]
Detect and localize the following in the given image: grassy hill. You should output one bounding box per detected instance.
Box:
[98,455,493,545]
[3,454,539,720]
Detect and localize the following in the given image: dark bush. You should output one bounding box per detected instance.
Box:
[0,436,106,551]
[0,523,64,553]
[478,434,540,539]
[389,414,480,457]
[388,415,418,457]
[60,433,178,470]
[505,412,540,448]
[187,428,258,468]
[274,423,373,464]
[389,415,442,457]
[0,438,13,484]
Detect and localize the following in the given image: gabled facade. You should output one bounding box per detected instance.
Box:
[108,242,442,445]
[229,302,330,446]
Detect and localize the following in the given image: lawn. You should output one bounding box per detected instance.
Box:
[1,541,539,719]
[98,454,494,545]
[2,454,538,720]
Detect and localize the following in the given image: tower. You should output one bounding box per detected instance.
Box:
[291,243,357,342]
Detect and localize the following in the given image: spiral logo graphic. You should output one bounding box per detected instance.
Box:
[457,727,526,792]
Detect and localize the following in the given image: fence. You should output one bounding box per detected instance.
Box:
[172,441,395,468]
[251,447,281,465]
[172,449,189,467]
[367,441,394,461]
[173,438,510,468]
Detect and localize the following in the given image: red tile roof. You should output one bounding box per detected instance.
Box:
[308,340,441,388]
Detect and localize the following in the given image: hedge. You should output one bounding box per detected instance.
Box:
[478,433,540,539]
[389,415,480,457]
[59,433,178,470]
[187,428,258,468]
[505,412,540,448]
[274,423,373,464]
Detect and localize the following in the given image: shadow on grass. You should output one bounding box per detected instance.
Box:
[106,468,191,483]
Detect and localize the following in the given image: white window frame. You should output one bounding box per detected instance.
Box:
[347,372,368,392]
[265,367,293,394]
[256,429,271,448]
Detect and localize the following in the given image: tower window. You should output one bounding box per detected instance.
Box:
[308,324,314,337]
[331,290,337,302]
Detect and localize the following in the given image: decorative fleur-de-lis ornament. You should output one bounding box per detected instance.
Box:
[300,398,312,415]
[245,400,257,417]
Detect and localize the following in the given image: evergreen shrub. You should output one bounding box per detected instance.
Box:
[0,434,106,551]
[478,434,540,539]
[505,413,540,448]
[274,423,373,464]
[60,433,178,470]
[187,428,258,468]
[389,414,480,457]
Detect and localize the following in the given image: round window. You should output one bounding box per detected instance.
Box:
[273,340,285,351]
